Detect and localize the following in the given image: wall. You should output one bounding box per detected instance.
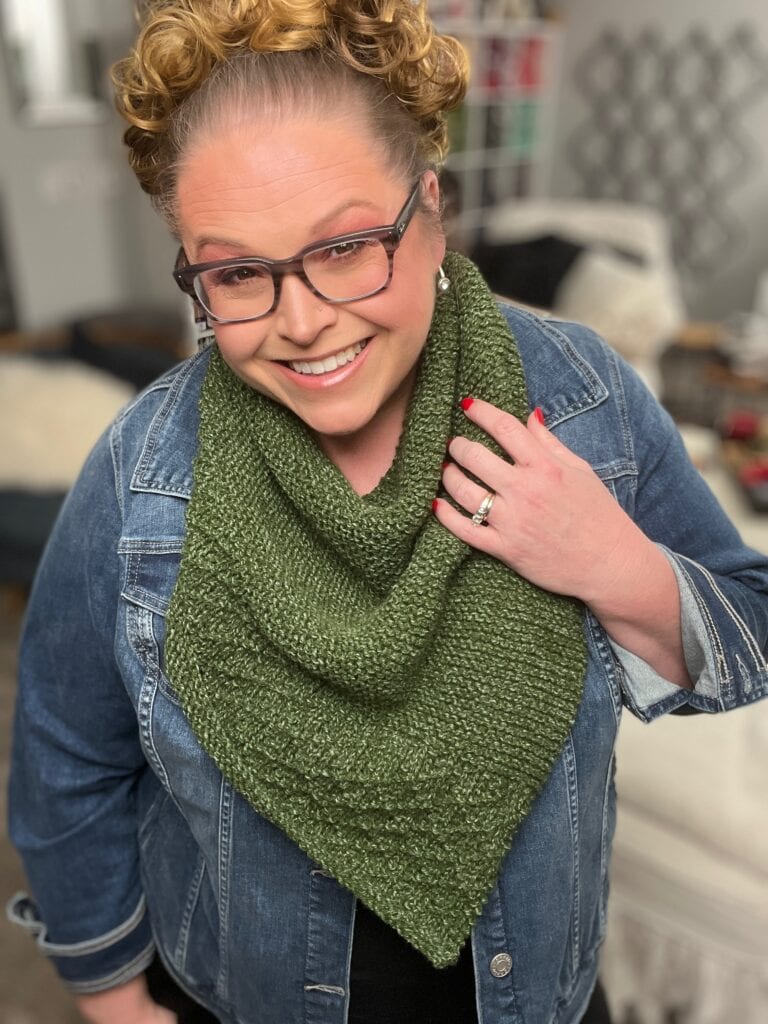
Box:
[550,0,768,321]
[0,3,179,333]
[2,1,767,329]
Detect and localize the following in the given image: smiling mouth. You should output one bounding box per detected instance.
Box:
[283,339,370,376]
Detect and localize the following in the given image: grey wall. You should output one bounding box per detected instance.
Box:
[550,0,768,321]
[2,1,766,330]
[0,2,180,333]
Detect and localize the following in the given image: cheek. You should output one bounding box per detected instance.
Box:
[213,323,269,364]
[369,263,437,332]
[400,274,437,334]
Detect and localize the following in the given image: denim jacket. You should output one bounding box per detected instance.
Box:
[9,306,768,1024]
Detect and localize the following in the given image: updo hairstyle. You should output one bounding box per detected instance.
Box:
[112,0,469,232]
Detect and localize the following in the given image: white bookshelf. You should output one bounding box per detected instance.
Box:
[432,3,562,241]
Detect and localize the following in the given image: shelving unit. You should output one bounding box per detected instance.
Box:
[431,2,562,243]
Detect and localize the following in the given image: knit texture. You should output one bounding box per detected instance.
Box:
[165,251,587,967]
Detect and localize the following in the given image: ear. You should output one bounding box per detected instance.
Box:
[421,170,440,211]
[420,170,447,264]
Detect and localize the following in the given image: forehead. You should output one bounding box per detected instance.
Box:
[176,118,405,259]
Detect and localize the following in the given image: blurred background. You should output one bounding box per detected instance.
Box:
[0,1,767,1022]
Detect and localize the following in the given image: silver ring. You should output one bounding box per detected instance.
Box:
[471,490,495,526]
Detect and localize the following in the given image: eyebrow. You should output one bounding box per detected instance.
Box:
[193,197,385,256]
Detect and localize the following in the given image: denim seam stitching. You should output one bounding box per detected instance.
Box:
[586,612,622,725]
[134,606,177,797]
[683,557,767,673]
[134,359,198,487]
[501,305,609,423]
[110,417,125,520]
[598,751,615,937]
[122,585,170,618]
[593,459,637,482]
[216,778,234,999]
[562,734,581,981]
[174,853,206,970]
[131,350,209,495]
[608,349,637,472]
[534,314,609,397]
[671,555,729,693]
[118,539,185,555]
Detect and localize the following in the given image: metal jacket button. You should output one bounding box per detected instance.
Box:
[489,952,512,978]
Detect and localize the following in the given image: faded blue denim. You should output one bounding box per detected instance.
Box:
[8,306,768,1024]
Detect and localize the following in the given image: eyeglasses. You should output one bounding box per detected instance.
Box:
[173,180,422,324]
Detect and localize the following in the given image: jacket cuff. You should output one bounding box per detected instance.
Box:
[6,892,155,994]
[611,546,768,723]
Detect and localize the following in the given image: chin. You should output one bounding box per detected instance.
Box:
[298,402,378,440]
[306,415,372,439]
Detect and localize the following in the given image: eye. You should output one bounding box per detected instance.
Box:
[323,240,371,261]
[217,265,266,286]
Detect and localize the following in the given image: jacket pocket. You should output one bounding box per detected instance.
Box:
[120,541,184,706]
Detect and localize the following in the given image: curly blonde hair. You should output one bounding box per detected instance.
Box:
[112,0,468,228]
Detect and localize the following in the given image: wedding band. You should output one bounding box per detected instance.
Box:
[471,490,495,526]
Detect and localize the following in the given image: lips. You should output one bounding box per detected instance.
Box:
[287,338,369,376]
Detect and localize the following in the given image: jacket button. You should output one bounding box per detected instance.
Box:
[489,952,512,978]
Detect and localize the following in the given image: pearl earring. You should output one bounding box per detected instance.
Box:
[436,266,451,294]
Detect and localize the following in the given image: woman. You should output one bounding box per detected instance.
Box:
[8,3,768,1023]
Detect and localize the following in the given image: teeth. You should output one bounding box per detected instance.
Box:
[289,340,367,375]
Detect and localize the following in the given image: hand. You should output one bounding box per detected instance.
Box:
[433,398,651,603]
[433,397,691,687]
[76,975,178,1024]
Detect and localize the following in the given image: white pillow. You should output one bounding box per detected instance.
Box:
[0,357,134,490]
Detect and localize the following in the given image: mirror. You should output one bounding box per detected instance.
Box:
[0,0,110,124]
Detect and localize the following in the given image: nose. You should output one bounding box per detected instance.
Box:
[274,272,337,346]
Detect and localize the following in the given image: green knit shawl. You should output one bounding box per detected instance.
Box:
[166,251,587,968]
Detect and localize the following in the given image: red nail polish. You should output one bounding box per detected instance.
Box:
[534,406,544,425]
[460,396,474,411]
[431,499,440,513]
[441,459,450,470]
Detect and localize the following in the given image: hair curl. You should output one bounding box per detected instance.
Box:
[112,0,468,223]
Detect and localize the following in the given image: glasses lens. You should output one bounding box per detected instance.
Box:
[195,263,274,322]
[304,239,389,302]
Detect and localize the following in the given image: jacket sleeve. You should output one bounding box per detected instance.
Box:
[7,425,155,993]
[607,353,768,722]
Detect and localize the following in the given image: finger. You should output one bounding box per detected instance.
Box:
[460,397,541,466]
[442,462,498,521]
[526,407,590,469]
[447,433,511,490]
[432,497,500,554]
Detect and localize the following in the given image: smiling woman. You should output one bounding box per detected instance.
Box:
[7,3,768,1024]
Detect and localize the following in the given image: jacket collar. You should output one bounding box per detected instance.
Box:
[130,348,212,499]
[130,307,608,499]
[498,304,609,428]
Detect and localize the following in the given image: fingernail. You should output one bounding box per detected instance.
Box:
[534,406,544,425]
[431,498,440,513]
[441,459,451,470]
[460,396,474,411]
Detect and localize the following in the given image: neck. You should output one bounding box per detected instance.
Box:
[314,366,418,495]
